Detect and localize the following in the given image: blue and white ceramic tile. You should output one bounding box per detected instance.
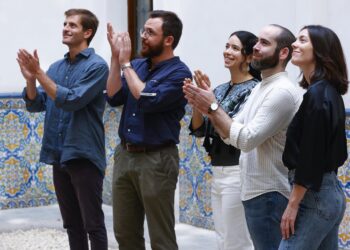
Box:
[179,106,350,249]
[0,97,56,208]
[337,116,350,249]
[1,95,350,249]
[0,95,119,208]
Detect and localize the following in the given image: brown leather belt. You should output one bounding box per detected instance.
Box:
[121,140,173,153]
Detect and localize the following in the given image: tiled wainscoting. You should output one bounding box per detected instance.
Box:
[0,94,119,208]
[179,107,350,249]
[1,94,350,248]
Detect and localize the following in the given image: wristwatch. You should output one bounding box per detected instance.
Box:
[121,62,132,71]
[208,102,219,114]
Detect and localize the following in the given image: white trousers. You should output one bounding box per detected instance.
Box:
[211,165,253,250]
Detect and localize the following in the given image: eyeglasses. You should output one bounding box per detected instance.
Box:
[139,28,154,38]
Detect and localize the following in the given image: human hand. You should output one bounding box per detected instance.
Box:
[280,203,298,239]
[107,23,121,58]
[194,70,211,89]
[183,78,217,115]
[183,77,194,87]
[119,32,132,65]
[17,49,40,83]
[183,78,197,113]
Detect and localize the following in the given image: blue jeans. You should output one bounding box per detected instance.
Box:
[278,171,346,250]
[243,192,288,250]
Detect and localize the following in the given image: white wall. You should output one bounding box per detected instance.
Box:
[0,0,127,93]
[1,0,350,106]
[154,0,350,107]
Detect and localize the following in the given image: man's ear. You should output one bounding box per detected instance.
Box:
[84,29,93,40]
[164,36,174,48]
[279,47,290,61]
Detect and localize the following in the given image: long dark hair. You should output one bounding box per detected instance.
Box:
[299,25,348,95]
[230,31,261,81]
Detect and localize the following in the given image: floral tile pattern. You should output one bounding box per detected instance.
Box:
[338,116,350,249]
[1,95,350,248]
[178,106,214,230]
[0,95,118,208]
[179,105,350,249]
[0,98,55,208]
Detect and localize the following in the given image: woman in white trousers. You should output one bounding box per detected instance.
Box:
[187,31,260,250]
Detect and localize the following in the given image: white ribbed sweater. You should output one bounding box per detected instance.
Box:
[224,72,301,201]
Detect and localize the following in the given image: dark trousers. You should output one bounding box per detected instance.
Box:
[112,144,179,250]
[53,159,107,250]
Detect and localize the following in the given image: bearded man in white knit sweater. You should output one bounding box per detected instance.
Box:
[183,24,301,250]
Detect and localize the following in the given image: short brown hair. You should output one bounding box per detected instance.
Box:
[65,9,99,45]
[149,10,183,49]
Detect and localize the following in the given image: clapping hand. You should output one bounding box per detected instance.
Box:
[118,32,132,65]
[17,49,40,84]
[107,23,132,65]
[183,75,217,115]
[107,23,122,58]
[193,70,211,90]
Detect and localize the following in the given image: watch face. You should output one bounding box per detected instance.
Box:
[211,102,219,111]
[208,102,219,114]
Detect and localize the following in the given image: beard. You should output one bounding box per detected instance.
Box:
[251,49,280,71]
[141,39,164,58]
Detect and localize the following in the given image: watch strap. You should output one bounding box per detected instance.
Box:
[121,62,132,71]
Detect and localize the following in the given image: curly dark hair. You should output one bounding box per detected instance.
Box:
[299,25,348,95]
